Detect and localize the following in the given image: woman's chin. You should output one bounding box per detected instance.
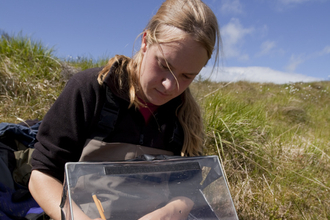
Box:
[146,97,169,106]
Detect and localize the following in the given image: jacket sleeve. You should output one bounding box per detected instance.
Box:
[31,68,104,182]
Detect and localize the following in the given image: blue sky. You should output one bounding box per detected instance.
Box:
[1,0,329,84]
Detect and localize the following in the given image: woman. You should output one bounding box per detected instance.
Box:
[29,0,221,219]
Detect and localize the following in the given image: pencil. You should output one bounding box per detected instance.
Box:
[92,193,106,220]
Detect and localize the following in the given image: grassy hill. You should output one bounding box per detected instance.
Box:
[193,80,330,219]
[1,33,329,219]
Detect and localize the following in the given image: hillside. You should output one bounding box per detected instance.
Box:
[1,33,329,219]
[193,80,330,219]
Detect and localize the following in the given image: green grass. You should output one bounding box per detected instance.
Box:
[192,80,330,219]
[1,32,330,219]
[0,32,109,121]
[0,32,63,121]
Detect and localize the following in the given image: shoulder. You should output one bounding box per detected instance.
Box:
[48,67,107,119]
[62,67,104,98]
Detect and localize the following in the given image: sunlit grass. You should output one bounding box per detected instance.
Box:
[192,80,330,219]
[0,32,64,121]
[0,32,109,121]
[1,32,330,219]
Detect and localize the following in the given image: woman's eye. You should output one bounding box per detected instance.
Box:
[157,58,169,70]
[182,74,192,80]
[160,63,168,70]
[160,63,168,69]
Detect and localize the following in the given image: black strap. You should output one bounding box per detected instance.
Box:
[92,86,120,141]
[169,119,184,148]
[104,161,201,175]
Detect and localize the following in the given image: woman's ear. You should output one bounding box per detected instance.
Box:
[141,32,148,53]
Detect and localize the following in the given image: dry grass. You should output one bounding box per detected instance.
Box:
[192,80,330,219]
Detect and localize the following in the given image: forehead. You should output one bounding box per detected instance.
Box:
[155,36,208,74]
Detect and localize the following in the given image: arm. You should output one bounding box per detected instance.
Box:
[138,196,194,220]
[31,68,105,181]
[29,170,64,220]
[29,170,102,220]
[29,69,104,219]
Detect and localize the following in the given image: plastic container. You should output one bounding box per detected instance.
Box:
[60,155,238,220]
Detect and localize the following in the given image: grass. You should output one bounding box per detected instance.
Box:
[0,32,109,121]
[1,32,330,219]
[0,32,63,121]
[192,80,330,219]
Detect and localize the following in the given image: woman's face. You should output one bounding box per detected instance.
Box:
[138,31,208,106]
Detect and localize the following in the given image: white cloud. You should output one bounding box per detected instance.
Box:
[257,40,276,56]
[285,46,330,72]
[200,66,321,84]
[285,54,305,72]
[318,45,330,56]
[222,18,253,45]
[278,0,312,4]
[221,18,254,60]
[220,0,243,14]
[259,25,269,38]
[274,0,324,10]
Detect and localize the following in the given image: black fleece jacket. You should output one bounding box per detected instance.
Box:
[31,66,184,182]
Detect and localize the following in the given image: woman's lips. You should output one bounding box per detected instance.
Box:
[155,88,171,97]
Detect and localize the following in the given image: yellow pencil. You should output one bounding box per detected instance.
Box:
[92,193,106,220]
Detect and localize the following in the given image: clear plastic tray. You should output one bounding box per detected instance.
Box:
[60,155,238,220]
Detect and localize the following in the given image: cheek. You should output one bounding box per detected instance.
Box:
[140,71,158,93]
[144,66,162,84]
[179,79,194,92]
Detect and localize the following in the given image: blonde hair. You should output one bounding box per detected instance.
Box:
[98,0,221,156]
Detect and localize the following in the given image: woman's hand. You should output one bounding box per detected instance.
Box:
[138,196,194,220]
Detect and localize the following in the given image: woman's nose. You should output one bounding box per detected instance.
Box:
[162,72,178,92]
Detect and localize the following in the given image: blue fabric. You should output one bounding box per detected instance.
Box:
[0,157,15,190]
[0,183,39,220]
[0,122,41,148]
[0,121,41,219]
[26,207,43,214]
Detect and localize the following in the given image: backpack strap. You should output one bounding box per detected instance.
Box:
[168,119,184,155]
[92,86,120,141]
